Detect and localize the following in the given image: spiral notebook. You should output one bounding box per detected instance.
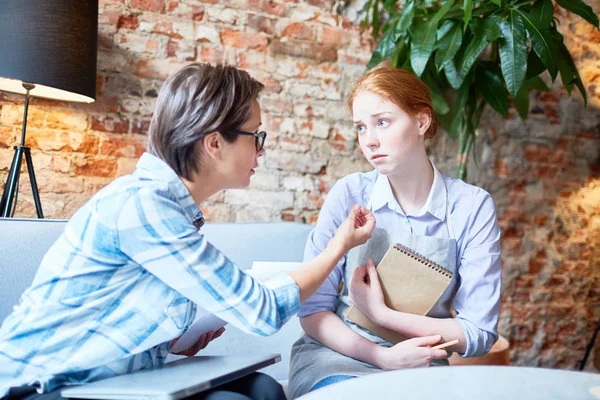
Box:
[345,243,453,344]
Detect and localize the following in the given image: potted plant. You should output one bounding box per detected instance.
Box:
[362,0,599,179]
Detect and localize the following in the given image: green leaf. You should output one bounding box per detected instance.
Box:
[473,17,502,41]
[367,19,398,69]
[525,50,548,80]
[528,75,550,92]
[516,9,557,80]
[423,73,450,115]
[514,76,551,120]
[435,22,463,71]
[555,0,600,28]
[529,0,554,27]
[444,59,464,89]
[490,0,501,5]
[383,0,398,14]
[497,11,528,97]
[372,0,381,39]
[410,20,438,76]
[458,21,490,79]
[431,0,455,25]
[552,29,588,105]
[475,64,509,117]
[367,51,384,70]
[391,40,407,68]
[449,77,472,139]
[463,0,473,32]
[437,20,455,41]
[396,0,415,35]
[361,0,373,33]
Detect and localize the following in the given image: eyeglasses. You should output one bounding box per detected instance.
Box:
[225,129,267,152]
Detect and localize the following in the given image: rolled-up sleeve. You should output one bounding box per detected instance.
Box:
[298,181,349,317]
[117,187,301,336]
[453,191,502,357]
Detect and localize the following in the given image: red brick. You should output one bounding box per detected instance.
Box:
[532,165,559,179]
[258,0,287,17]
[130,0,165,12]
[118,14,140,29]
[75,157,119,177]
[199,46,223,63]
[101,137,146,158]
[307,0,334,7]
[528,250,547,274]
[270,39,337,62]
[319,27,347,46]
[91,116,130,134]
[24,130,99,154]
[131,119,151,135]
[281,22,314,41]
[247,13,276,35]
[220,29,268,51]
[533,214,548,226]
[0,126,14,148]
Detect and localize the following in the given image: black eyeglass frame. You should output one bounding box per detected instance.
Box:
[225,129,267,152]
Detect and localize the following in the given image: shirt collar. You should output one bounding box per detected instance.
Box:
[134,152,205,228]
[368,160,447,221]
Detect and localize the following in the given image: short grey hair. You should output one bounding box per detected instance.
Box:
[147,63,264,179]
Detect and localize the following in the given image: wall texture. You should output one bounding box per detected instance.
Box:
[0,0,598,370]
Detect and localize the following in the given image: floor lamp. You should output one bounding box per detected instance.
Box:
[0,0,99,218]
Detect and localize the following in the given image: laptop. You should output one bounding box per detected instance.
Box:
[61,353,281,400]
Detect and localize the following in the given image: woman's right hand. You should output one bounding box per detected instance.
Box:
[329,204,375,254]
[374,335,449,370]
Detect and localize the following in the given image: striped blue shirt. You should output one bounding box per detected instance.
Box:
[0,153,301,396]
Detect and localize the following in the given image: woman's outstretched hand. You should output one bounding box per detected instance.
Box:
[330,204,375,254]
[170,327,226,357]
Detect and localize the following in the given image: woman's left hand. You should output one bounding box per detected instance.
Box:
[349,259,387,323]
[170,327,226,357]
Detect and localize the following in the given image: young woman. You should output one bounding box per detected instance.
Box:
[288,67,502,398]
[0,63,376,400]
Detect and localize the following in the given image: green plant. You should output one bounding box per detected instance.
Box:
[362,0,599,179]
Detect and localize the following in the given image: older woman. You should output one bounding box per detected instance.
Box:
[0,63,375,400]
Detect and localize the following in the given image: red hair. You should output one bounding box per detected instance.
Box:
[347,67,438,139]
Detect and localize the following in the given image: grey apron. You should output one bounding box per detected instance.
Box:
[288,179,459,399]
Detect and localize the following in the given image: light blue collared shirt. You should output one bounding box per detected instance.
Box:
[299,165,502,357]
[0,153,301,396]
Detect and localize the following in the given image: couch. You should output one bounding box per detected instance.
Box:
[0,217,313,390]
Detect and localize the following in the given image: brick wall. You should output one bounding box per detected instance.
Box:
[0,0,598,370]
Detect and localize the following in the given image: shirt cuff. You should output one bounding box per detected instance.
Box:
[455,316,498,358]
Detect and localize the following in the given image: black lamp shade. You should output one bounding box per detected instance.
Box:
[0,0,98,103]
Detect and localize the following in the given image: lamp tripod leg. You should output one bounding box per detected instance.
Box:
[1,146,25,217]
[24,147,43,218]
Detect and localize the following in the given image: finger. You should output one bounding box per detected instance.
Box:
[407,335,442,347]
[201,331,216,349]
[366,259,380,288]
[350,265,366,285]
[431,349,450,360]
[214,327,226,337]
[348,204,359,223]
[194,333,209,353]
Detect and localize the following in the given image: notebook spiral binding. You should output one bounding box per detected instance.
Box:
[392,243,454,279]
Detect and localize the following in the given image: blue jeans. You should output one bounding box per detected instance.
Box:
[310,375,355,392]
